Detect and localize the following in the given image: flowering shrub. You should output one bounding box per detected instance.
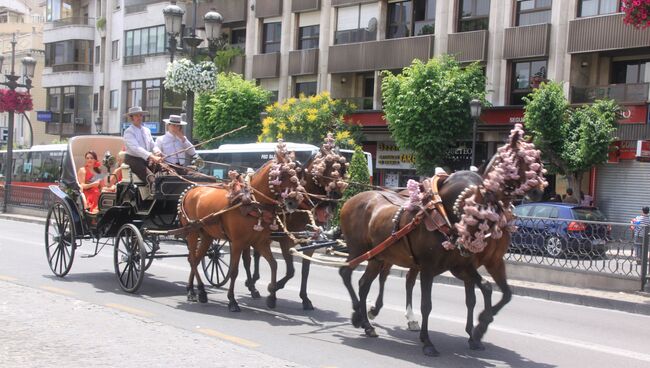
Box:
[622,0,650,29]
[163,58,217,94]
[0,89,33,113]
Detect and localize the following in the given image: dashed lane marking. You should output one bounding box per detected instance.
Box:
[0,275,18,281]
[196,328,260,348]
[105,303,154,318]
[40,285,75,296]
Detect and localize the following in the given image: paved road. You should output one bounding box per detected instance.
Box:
[1,219,649,368]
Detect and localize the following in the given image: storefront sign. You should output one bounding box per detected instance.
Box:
[36,111,52,122]
[376,142,416,170]
[608,140,637,163]
[636,140,650,161]
[480,107,525,125]
[619,104,648,124]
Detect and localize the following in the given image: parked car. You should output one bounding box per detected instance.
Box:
[511,202,610,258]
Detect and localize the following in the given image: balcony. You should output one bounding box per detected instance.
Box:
[328,35,434,74]
[48,16,93,28]
[45,123,91,136]
[292,0,320,12]
[255,0,282,18]
[568,13,650,53]
[252,53,280,79]
[503,24,550,59]
[289,49,319,76]
[571,83,650,104]
[44,17,95,43]
[340,97,374,111]
[228,55,245,75]
[448,30,488,63]
[51,63,93,72]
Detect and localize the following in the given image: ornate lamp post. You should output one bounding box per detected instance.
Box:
[469,99,482,169]
[1,33,37,213]
[163,1,223,144]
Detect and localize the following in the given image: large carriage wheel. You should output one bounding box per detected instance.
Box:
[114,223,146,293]
[201,239,231,287]
[45,202,77,277]
[142,235,158,271]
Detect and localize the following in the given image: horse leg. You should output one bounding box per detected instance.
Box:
[252,249,261,283]
[194,234,213,304]
[358,259,382,337]
[339,265,361,328]
[185,231,199,302]
[275,237,295,291]
[242,246,261,299]
[404,267,420,331]
[227,241,243,312]
[255,244,278,309]
[419,269,439,357]
[486,260,511,316]
[368,262,390,320]
[298,249,314,310]
[451,267,482,350]
[470,268,494,348]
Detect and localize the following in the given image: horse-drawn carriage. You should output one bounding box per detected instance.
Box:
[44,135,230,292]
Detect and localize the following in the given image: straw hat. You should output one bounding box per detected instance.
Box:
[124,106,149,118]
[163,114,188,126]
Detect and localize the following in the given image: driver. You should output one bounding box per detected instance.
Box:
[155,114,197,175]
[122,106,162,188]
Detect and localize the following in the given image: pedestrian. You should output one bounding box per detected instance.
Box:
[631,206,650,263]
[563,188,579,204]
[122,106,162,189]
[580,191,593,207]
[155,114,198,175]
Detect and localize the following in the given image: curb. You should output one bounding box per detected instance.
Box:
[0,213,46,226]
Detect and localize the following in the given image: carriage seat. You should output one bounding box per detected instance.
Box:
[120,163,145,184]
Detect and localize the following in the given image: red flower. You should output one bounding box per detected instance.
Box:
[0,89,33,113]
[622,0,650,29]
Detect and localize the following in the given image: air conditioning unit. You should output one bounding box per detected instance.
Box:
[74,117,85,125]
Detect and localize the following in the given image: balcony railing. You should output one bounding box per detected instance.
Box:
[339,97,374,111]
[123,53,166,65]
[45,123,91,136]
[51,63,93,72]
[50,16,94,28]
[571,83,650,104]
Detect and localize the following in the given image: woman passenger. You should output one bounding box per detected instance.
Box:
[78,150,102,213]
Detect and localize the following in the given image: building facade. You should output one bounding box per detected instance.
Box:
[41,0,650,222]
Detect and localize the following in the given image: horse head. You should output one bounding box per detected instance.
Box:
[304,133,350,201]
[262,139,305,212]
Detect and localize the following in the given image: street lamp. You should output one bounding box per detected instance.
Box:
[1,33,37,213]
[469,99,482,168]
[163,1,223,144]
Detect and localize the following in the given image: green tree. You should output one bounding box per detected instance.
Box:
[523,81,621,199]
[333,146,370,225]
[258,91,360,148]
[381,55,486,174]
[194,72,270,145]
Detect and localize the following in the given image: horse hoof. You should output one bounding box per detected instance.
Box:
[250,290,261,299]
[228,301,241,313]
[364,327,378,338]
[266,296,277,309]
[198,290,208,304]
[469,339,485,351]
[407,321,421,331]
[351,311,363,328]
[187,291,197,302]
[423,345,440,357]
[368,307,378,320]
[302,299,314,311]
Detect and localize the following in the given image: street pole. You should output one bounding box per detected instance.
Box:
[471,117,477,168]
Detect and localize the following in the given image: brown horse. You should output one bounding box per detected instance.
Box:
[178,142,304,312]
[246,134,349,310]
[338,124,546,356]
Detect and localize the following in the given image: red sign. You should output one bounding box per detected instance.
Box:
[608,140,638,163]
[345,111,385,127]
[619,104,648,124]
[480,107,525,125]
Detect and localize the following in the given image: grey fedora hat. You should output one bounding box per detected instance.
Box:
[163,114,188,126]
[124,106,149,117]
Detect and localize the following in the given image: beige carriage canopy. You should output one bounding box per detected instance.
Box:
[60,136,125,189]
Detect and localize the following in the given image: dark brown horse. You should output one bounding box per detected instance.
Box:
[246,135,349,310]
[178,142,304,312]
[338,124,546,356]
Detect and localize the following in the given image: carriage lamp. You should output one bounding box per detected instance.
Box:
[469,99,483,168]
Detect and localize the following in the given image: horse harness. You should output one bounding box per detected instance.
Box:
[346,174,454,268]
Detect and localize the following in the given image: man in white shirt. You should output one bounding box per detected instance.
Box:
[155,115,197,175]
[122,106,162,186]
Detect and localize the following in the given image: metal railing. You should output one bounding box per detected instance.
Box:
[50,17,94,28]
[51,63,93,72]
[339,97,374,111]
[571,83,649,104]
[0,184,55,211]
[506,216,649,289]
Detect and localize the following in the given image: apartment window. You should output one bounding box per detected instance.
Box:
[126,79,163,123]
[516,0,552,26]
[110,90,118,109]
[46,0,75,22]
[458,0,490,32]
[93,93,98,111]
[124,25,166,64]
[295,82,317,97]
[611,60,649,84]
[578,0,619,17]
[230,28,246,49]
[511,59,547,105]
[335,3,379,45]
[111,40,119,60]
[387,0,436,38]
[262,22,281,53]
[298,25,319,50]
[95,45,100,64]
[46,86,92,125]
[44,40,93,71]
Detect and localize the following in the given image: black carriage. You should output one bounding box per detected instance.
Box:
[44,136,230,293]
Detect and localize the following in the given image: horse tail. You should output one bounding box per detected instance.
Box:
[177,184,197,223]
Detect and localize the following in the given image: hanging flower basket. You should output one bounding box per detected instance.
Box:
[621,0,650,29]
[163,58,217,95]
[0,89,33,113]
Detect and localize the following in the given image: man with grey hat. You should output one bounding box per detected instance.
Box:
[122,106,162,187]
[155,114,197,175]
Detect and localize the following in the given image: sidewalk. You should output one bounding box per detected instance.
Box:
[3,212,650,316]
[0,280,306,368]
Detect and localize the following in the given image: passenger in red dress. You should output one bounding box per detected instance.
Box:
[78,151,102,213]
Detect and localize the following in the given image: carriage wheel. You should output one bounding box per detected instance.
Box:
[201,239,231,288]
[114,224,146,293]
[45,202,77,277]
[142,236,158,271]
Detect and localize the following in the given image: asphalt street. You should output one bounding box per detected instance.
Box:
[1,218,650,368]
